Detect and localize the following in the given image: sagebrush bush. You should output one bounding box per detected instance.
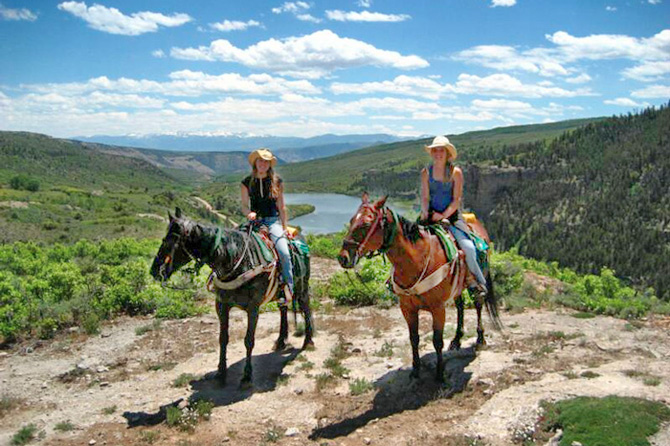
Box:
[0,238,208,342]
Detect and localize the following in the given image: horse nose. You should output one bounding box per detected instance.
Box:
[337,250,352,268]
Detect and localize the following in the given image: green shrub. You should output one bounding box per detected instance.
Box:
[11,424,37,446]
[305,231,345,259]
[349,378,374,395]
[54,421,75,432]
[9,175,39,192]
[328,257,394,306]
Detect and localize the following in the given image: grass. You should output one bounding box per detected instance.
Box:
[624,370,663,387]
[0,395,24,418]
[315,373,336,392]
[11,424,38,446]
[54,421,75,432]
[374,340,395,358]
[147,361,177,371]
[102,405,117,415]
[135,320,162,336]
[262,423,284,443]
[166,399,214,433]
[172,373,197,388]
[580,371,600,379]
[571,312,596,319]
[140,430,160,444]
[540,396,670,446]
[349,378,375,396]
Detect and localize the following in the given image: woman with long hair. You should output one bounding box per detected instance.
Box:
[420,136,487,295]
[241,148,293,305]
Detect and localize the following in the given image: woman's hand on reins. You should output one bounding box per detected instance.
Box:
[246,211,257,221]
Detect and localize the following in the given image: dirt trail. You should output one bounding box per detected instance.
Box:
[1,257,670,446]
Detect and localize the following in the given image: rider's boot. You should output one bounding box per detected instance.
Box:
[278,284,293,307]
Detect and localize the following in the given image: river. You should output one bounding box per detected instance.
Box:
[285,193,414,234]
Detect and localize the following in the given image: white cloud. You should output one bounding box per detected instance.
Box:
[331,75,448,100]
[450,73,595,98]
[648,0,662,4]
[622,61,670,82]
[631,84,670,98]
[605,6,617,12]
[209,19,261,32]
[454,45,570,77]
[325,10,410,22]
[272,2,310,14]
[358,0,372,7]
[20,71,321,97]
[0,3,37,21]
[491,0,516,6]
[565,73,592,84]
[152,49,166,58]
[296,13,322,23]
[546,29,670,62]
[604,98,649,107]
[57,1,192,36]
[171,30,429,78]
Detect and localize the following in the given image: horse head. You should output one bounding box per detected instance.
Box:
[338,192,388,269]
[150,207,196,281]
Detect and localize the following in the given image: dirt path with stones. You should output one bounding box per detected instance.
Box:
[2,257,669,446]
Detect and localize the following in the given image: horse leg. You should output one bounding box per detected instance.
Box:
[449,295,464,351]
[241,307,260,385]
[475,293,486,348]
[401,305,421,379]
[431,306,446,383]
[274,304,288,351]
[299,288,315,349]
[216,299,230,385]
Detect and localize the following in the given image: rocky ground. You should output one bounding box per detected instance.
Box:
[1,257,670,446]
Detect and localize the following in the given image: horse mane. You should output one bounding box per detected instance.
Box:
[396,213,423,244]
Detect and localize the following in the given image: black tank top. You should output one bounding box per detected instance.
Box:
[241,175,282,218]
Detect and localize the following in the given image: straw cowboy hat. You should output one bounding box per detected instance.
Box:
[248,148,277,167]
[425,135,457,160]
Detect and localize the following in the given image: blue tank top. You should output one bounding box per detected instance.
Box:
[428,165,453,213]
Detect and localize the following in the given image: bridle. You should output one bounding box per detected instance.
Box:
[342,205,397,260]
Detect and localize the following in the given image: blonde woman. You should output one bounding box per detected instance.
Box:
[241,148,293,304]
[420,136,487,294]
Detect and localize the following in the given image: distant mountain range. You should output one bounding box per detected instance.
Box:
[73,133,406,156]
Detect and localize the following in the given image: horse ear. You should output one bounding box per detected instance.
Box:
[374,195,388,208]
[175,207,182,218]
[361,192,370,204]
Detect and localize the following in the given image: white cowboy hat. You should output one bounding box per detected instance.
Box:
[248,148,277,167]
[425,135,457,160]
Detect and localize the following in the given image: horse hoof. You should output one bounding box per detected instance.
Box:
[448,341,461,351]
[302,340,315,351]
[274,340,287,351]
[239,377,253,389]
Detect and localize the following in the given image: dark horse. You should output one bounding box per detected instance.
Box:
[150,207,314,385]
[338,194,501,382]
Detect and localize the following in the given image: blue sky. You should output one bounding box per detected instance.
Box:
[1,0,668,138]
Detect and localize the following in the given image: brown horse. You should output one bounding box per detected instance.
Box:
[338,194,501,382]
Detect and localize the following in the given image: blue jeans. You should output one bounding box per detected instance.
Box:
[449,220,487,287]
[258,217,294,293]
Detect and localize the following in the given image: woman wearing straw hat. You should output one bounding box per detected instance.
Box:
[420,136,487,295]
[241,148,293,305]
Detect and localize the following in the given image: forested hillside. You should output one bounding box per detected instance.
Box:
[488,105,670,300]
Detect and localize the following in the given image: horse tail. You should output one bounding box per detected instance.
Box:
[485,271,503,331]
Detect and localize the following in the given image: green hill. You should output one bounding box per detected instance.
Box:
[0,131,203,243]
[279,118,602,194]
